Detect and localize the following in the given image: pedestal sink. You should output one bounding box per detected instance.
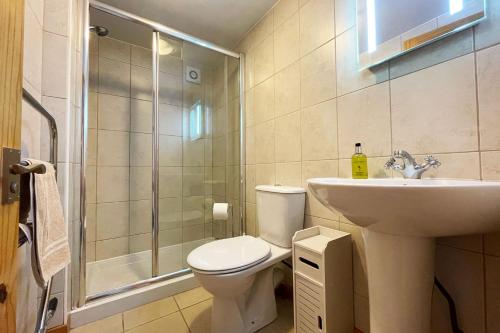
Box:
[307,178,500,333]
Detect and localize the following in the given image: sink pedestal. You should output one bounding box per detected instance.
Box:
[362,229,435,333]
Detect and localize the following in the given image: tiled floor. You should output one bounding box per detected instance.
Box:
[70,286,294,333]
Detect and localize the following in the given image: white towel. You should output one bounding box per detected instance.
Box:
[28,159,70,283]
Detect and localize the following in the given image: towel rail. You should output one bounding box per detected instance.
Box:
[19,88,59,333]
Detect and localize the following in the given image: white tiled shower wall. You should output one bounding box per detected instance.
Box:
[19,0,74,330]
[237,0,500,332]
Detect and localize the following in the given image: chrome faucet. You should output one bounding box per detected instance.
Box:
[385,150,441,179]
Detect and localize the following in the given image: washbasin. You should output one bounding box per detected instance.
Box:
[307,177,500,237]
[307,177,500,333]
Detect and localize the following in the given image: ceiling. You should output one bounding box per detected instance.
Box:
[95,0,278,49]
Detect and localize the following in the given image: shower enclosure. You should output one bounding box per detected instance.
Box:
[74,0,244,307]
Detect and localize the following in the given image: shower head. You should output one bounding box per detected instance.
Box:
[90,25,109,37]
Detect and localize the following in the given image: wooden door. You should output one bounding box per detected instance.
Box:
[0,0,25,332]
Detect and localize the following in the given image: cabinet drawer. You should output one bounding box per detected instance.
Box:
[294,246,323,285]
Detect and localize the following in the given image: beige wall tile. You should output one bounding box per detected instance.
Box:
[477,43,500,150]
[159,56,182,78]
[42,32,68,98]
[99,37,130,63]
[23,5,43,93]
[418,152,481,180]
[159,197,182,230]
[250,11,274,50]
[98,57,130,97]
[159,167,182,198]
[474,0,500,50]
[275,62,300,117]
[129,233,152,253]
[87,129,97,166]
[95,237,129,260]
[302,160,340,221]
[336,27,388,96]
[254,77,275,124]
[159,72,182,106]
[131,99,152,133]
[391,55,478,154]
[304,215,339,229]
[97,166,129,202]
[338,82,391,158]
[97,130,130,166]
[159,104,182,136]
[159,227,182,247]
[338,156,390,179]
[246,203,257,236]
[159,135,182,167]
[275,111,301,162]
[86,166,97,204]
[274,12,299,72]
[276,162,301,186]
[96,202,130,240]
[183,167,204,197]
[131,45,152,69]
[131,65,153,101]
[183,197,205,226]
[130,167,152,201]
[254,35,275,85]
[274,0,299,28]
[98,94,130,131]
[181,299,213,333]
[86,204,97,242]
[123,297,178,330]
[71,314,123,333]
[245,88,255,127]
[335,0,356,36]
[246,126,256,164]
[88,92,98,129]
[129,200,152,235]
[246,165,256,203]
[481,151,500,180]
[255,120,276,164]
[300,40,336,107]
[174,287,212,309]
[301,99,338,160]
[130,133,152,167]
[256,163,276,186]
[126,312,188,333]
[299,0,335,56]
[485,255,500,333]
[434,245,485,333]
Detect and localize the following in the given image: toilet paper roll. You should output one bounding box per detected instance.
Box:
[213,203,229,220]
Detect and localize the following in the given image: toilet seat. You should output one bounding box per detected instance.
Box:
[187,235,271,275]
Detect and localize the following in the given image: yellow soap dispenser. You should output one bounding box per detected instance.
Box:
[352,143,368,179]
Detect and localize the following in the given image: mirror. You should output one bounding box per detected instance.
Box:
[357,0,486,69]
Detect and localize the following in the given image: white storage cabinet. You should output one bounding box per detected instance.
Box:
[292,226,353,333]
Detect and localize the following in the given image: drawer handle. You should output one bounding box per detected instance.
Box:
[318,315,323,330]
[299,256,319,269]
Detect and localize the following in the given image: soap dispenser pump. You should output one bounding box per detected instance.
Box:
[352,143,368,179]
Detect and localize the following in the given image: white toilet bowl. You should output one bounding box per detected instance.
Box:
[188,185,306,333]
[188,235,291,333]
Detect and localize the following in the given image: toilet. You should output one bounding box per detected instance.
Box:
[187,185,306,333]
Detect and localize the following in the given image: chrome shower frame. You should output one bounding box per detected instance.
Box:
[77,0,245,307]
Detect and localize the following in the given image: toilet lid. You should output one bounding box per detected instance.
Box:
[187,235,271,273]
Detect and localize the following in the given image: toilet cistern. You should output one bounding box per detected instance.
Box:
[384,149,441,179]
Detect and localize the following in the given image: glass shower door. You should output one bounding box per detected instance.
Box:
[157,34,241,273]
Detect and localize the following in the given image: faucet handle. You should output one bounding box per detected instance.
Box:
[384,157,396,169]
[424,155,441,168]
